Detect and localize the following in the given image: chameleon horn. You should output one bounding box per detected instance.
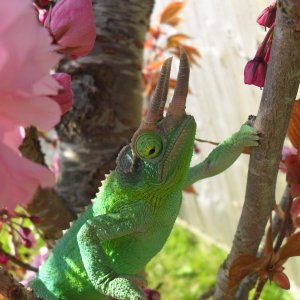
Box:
[157,57,172,119]
[167,48,189,117]
[145,57,173,124]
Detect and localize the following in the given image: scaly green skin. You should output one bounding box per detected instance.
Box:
[29,52,259,300]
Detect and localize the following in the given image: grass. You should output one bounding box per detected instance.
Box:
[146,224,294,300]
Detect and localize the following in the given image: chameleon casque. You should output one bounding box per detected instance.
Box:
[29,51,259,300]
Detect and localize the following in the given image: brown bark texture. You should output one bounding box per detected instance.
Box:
[214,1,300,299]
[0,267,39,300]
[55,0,154,214]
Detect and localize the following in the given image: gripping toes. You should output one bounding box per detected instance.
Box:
[235,124,260,148]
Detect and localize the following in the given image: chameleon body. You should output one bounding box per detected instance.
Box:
[29,51,259,300]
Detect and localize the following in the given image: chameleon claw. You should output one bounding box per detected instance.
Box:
[246,115,257,127]
[248,115,256,121]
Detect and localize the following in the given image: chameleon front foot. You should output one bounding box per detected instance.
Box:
[233,123,260,149]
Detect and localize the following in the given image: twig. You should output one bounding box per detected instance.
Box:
[214,1,300,299]
[235,185,291,300]
[253,278,267,300]
[198,287,215,300]
[273,192,293,252]
[0,249,38,273]
[0,267,40,300]
[195,138,219,146]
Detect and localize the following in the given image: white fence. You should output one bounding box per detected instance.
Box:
[152,0,300,297]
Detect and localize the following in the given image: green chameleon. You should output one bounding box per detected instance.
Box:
[29,50,259,300]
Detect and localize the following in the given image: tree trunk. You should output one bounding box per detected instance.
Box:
[214,1,300,298]
[21,0,154,241]
[55,0,154,214]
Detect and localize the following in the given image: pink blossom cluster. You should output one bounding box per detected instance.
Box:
[244,1,276,88]
[0,0,96,214]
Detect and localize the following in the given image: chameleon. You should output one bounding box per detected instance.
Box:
[29,50,259,300]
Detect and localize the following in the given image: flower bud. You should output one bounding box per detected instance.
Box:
[257,2,276,28]
[0,253,9,265]
[30,215,41,224]
[45,0,96,58]
[22,238,33,248]
[21,227,31,236]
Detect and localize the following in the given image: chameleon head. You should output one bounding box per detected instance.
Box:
[118,49,196,187]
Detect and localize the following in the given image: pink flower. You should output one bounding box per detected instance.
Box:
[37,7,48,24]
[0,117,55,214]
[0,253,9,266]
[52,73,73,114]
[244,26,274,88]
[244,58,267,88]
[0,0,62,131]
[45,0,96,59]
[291,199,300,228]
[257,2,277,28]
[279,146,298,173]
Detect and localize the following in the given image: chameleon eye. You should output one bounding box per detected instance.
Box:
[134,132,163,160]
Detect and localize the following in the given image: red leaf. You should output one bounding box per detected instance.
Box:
[144,60,165,74]
[167,33,191,48]
[183,185,197,194]
[164,16,182,27]
[159,1,185,24]
[291,184,300,198]
[272,271,291,290]
[291,198,300,220]
[290,199,300,227]
[181,44,201,57]
[294,217,300,227]
[242,147,251,155]
[288,99,300,149]
[169,78,177,89]
[278,231,300,263]
[284,155,300,185]
[228,254,266,289]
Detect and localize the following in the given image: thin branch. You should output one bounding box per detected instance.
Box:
[0,249,38,273]
[214,1,300,299]
[0,267,40,300]
[195,138,219,146]
[235,185,291,299]
[198,287,215,300]
[273,191,293,252]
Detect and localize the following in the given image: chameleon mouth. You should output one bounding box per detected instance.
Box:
[160,115,196,183]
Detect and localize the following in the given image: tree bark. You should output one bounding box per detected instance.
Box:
[56,0,154,214]
[0,267,39,300]
[214,1,300,299]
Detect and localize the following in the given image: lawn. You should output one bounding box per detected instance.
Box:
[146,224,294,300]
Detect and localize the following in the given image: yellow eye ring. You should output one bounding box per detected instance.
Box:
[134,132,163,160]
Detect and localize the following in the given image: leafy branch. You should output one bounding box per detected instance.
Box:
[214,0,300,298]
